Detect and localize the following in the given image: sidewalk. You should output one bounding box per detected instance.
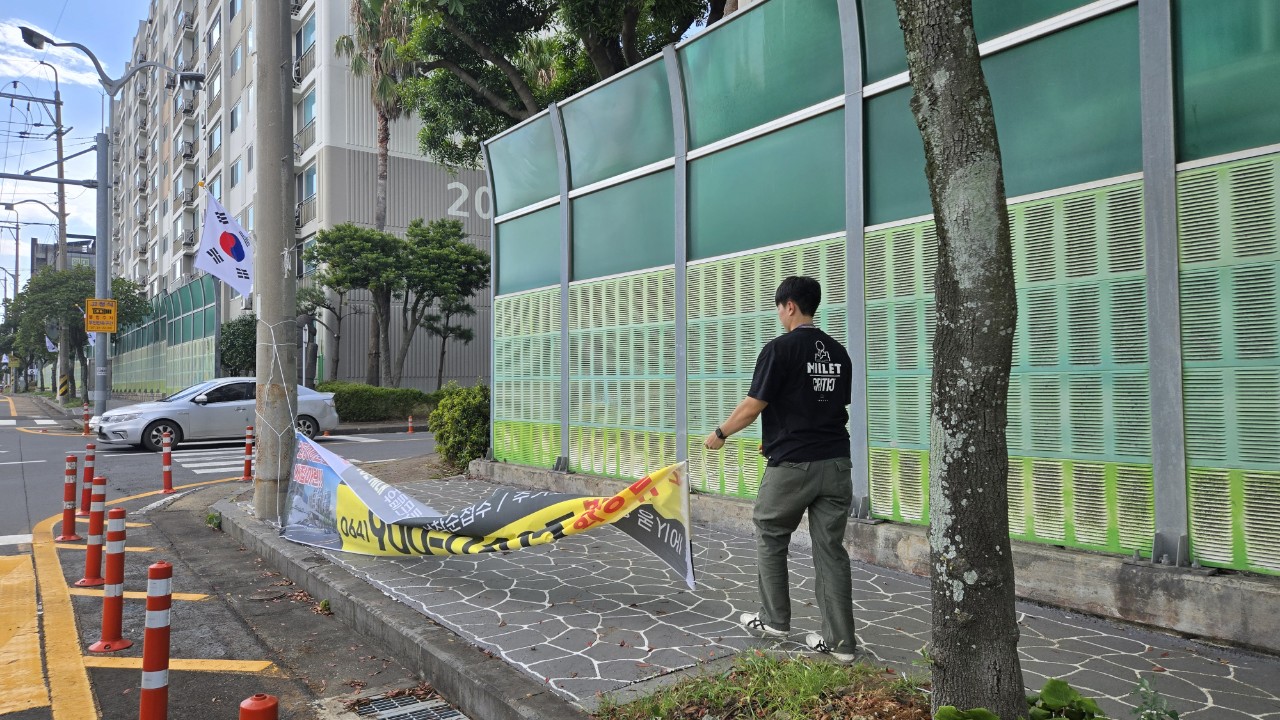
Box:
[222,469,1280,720]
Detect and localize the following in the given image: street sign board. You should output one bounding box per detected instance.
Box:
[85,298,118,333]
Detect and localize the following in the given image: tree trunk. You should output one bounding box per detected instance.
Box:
[435,335,448,391]
[375,109,390,233]
[365,299,380,386]
[330,295,344,382]
[895,1,1024,717]
[376,290,395,387]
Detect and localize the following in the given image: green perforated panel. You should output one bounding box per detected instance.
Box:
[493,288,562,468]
[687,236,848,496]
[1178,152,1280,575]
[866,180,1155,552]
[567,270,676,478]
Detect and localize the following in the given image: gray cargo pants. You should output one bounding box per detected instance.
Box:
[752,456,857,653]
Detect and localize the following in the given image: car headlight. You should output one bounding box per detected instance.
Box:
[104,413,141,423]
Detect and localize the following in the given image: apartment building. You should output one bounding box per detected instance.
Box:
[110,0,492,392]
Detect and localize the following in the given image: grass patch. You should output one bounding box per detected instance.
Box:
[594,651,929,720]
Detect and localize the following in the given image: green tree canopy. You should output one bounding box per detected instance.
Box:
[398,0,728,166]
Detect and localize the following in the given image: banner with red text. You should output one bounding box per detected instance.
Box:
[283,435,695,589]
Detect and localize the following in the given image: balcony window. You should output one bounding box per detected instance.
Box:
[207,15,221,53]
[208,70,221,100]
[208,121,222,154]
[231,158,242,187]
[209,174,222,202]
[246,145,254,171]
[229,0,240,21]
[296,13,316,55]
[302,165,317,200]
[230,102,241,132]
[300,89,316,127]
[231,44,243,75]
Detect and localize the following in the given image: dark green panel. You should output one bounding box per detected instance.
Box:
[859,0,1093,84]
[562,60,673,188]
[866,10,1141,224]
[1175,0,1280,160]
[488,115,560,215]
[987,7,1141,196]
[680,0,843,148]
[865,87,930,225]
[497,205,561,295]
[573,170,674,280]
[690,110,844,260]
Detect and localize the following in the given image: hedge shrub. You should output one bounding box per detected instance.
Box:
[429,383,489,467]
[316,380,430,423]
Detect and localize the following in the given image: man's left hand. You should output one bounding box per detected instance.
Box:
[703,431,725,450]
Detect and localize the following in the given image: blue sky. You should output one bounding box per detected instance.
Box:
[1,0,150,297]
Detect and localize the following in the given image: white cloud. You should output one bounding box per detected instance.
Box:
[0,18,113,89]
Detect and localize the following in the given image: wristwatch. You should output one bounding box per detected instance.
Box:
[714,427,726,440]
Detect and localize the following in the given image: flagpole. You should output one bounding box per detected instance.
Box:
[212,277,222,377]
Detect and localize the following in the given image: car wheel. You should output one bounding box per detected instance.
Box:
[142,421,183,453]
[296,415,319,439]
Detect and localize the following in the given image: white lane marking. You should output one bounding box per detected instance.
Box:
[0,533,33,545]
[171,448,249,458]
[320,435,382,443]
[192,467,246,475]
[34,419,59,426]
[0,419,15,426]
[178,459,249,469]
[0,460,47,466]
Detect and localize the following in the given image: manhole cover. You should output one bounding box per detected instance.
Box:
[354,694,466,719]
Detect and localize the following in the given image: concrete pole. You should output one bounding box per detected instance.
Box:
[52,78,71,402]
[253,0,298,522]
[93,129,110,417]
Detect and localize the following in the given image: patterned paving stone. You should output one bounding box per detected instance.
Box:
[322,476,1280,715]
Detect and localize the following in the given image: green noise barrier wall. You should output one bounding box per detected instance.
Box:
[687,236,848,496]
[112,275,218,394]
[866,179,1156,556]
[567,269,677,478]
[1178,152,1280,575]
[493,287,562,468]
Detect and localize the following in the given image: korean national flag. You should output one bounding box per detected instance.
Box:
[45,336,58,353]
[194,191,254,297]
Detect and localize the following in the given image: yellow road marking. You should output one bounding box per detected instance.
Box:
[68,588,208,602]
[33,514,98,718]
[75,518,150,528]
[33,478,237,719]
[17,427,80,437]
[1,395,15,417]
[0,554,51,714]
[82,657,276,673]
[56,544,156,552]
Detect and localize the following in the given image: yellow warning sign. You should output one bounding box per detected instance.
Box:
[85,299,117,333]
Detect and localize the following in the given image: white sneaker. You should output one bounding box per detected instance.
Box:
[740,612,788,638]
[805,633,856,663]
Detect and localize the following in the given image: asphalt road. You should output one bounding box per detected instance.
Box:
[0,394,451,719]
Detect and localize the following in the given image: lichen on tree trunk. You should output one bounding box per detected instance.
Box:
[893,0,1024,717]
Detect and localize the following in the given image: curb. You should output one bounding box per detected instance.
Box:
[333,423,414,435]
[215,498,591,720]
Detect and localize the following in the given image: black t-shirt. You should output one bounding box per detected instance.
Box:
[748,326,852,464]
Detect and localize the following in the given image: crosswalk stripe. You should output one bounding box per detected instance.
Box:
[179,459,249,468]
[0,420,15,426]
[0,534,33,546]
[321,435,382,443]
[34,419,58,426]
[192,467,244,475]
[172,448,248,457]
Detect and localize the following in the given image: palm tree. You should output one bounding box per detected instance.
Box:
[336,0,412,385]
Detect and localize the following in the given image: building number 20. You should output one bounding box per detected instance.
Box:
[447,181,493,220]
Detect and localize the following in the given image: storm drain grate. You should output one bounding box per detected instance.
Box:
[354,694,466,720]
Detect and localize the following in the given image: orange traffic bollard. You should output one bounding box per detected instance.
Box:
[138,561,173,720]
[83,402,90,436]
[239,694,279,720]
[89,508,133,652]
[78,443,95,517]
[56,455,83,542]
[161,432,175,494]
[75,475,107,587]
[407,415,414,434]
[241,426,254,483]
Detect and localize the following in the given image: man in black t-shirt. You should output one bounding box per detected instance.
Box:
[703,276,857,662]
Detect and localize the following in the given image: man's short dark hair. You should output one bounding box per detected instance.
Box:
[774,276,821,316]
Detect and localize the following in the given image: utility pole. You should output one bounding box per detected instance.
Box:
[93,126,110,416]
[45,62,72,402]
[253,0,298,521]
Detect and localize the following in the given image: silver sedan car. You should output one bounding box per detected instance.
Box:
[95,377,340,451]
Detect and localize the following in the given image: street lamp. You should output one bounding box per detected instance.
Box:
[19,26,205,418]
